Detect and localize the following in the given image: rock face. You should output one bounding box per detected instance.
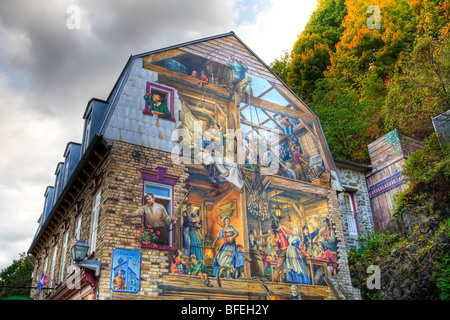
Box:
[378,221,444,300]
[350,210,449,300]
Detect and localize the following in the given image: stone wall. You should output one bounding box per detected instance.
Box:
[336,165,374,249]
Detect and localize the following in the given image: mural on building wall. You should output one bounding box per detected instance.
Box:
[110,248,141,293]
[120,34,340,288]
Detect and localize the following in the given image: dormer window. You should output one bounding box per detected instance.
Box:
[63,150,71,187]
[53,163,64,206]
[83,109,93,153]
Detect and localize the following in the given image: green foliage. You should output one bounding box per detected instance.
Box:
[348,231,400,266]
[435,250,450,300]
[434,219,450,300]
[394,133,450,216]
[347,230,400,300]
[310,78,378,162]
[0,252,34,300]
[269,50,291,84]
[403,134,450,186]
[383,30,450,139]
[286,0,347,104]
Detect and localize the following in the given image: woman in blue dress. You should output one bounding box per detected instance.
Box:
[212,216,239,276]
[285,229,311,285]
[188,209,204,262]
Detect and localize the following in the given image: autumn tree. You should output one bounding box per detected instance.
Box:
[383,15,450,138]
[308,0,420,162]
[270,0,450,163]
[286,0,347,104]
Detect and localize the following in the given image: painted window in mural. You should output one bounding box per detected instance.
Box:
[142,181,174,248]
[143,82,175,120]
[137,35,339,286]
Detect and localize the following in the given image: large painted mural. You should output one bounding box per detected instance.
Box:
[129,34,339,289]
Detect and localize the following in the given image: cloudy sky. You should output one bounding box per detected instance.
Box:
[0,0,318,271]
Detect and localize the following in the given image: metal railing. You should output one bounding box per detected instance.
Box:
[346,210,359,236]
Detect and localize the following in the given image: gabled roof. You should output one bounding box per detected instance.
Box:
[92,30,339,175]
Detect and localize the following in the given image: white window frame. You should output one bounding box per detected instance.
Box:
[74,213,83,240]
[59,231,69,283]
[83,110,93,153]
[89,190,101,254]
[49,244,58,286]
[342,192,359,236]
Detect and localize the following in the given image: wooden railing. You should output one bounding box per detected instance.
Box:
[368,170,403,198]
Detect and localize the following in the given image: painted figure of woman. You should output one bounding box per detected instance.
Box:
[212,216,239,276]
[188,209,204,262]
[285,229,311,285]
[182,203,193,257]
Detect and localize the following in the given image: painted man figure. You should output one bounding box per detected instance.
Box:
[293,145,309,181]
[226,56,248,100]
[120,193,176,246]
[112,268,127,291]
[270,219,293,282]
[302,225,319,254]
[281,117,294,135]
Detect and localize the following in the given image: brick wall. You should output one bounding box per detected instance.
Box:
[327,190,362,300]
[97,140,189,300]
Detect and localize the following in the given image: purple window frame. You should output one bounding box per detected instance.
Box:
[139,166,180,251]
[143,82,176,121]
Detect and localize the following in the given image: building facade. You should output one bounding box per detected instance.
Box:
[334,159,374,249]
[28,32,361,300]
[366,129,424,231]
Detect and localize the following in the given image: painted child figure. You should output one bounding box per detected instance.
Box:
[198,71,209,87]
[232,244,252,279]
[189,254,213,287]
[171,249,188,274]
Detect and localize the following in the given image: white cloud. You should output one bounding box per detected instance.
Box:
[235,0,318,64]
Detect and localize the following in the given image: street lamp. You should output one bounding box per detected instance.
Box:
[70,239,101,277]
